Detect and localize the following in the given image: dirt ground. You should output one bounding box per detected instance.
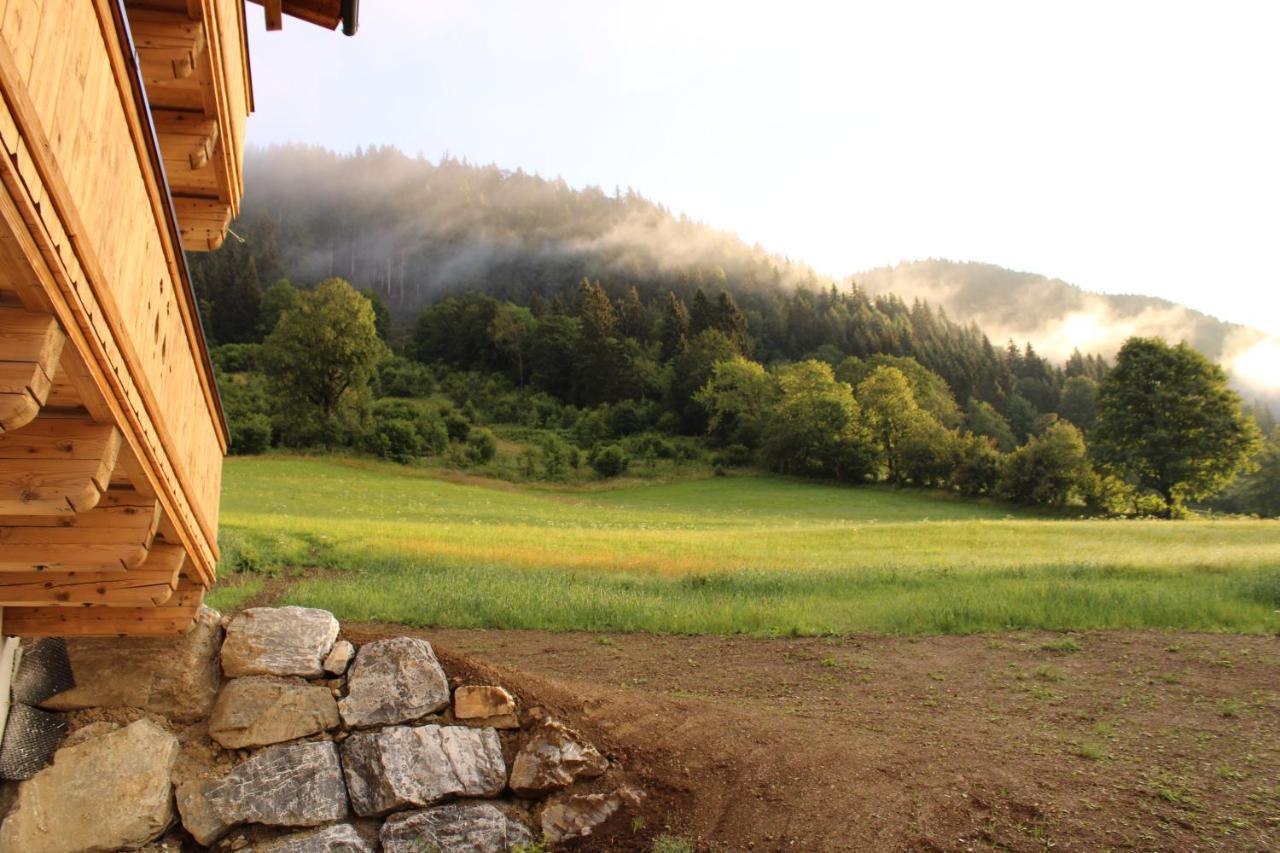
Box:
[344,624,1279,852]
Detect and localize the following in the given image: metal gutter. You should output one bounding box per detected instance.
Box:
[108,0,231,443]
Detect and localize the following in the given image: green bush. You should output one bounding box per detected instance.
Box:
[373,418,421,463]
[538,434,575,479]
[465,427,498,464]
[211,342,262,373]
[377,356,435,397]
[229,413,272,455]
[370,398,449,458]
[590,444,630,478]
[713,443,752,467]
[444,411,472,442]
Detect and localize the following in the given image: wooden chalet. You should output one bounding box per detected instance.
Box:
[0,0,356,637]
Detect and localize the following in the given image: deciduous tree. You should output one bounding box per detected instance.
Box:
[1092,337,1261,516]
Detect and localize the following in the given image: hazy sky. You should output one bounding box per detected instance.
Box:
[245,1,1279,337]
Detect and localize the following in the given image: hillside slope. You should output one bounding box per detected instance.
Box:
[854,260,1277,403]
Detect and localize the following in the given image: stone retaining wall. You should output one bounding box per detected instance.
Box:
[0,606,641,852]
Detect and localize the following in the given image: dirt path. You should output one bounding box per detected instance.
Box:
[342,625,1279,852]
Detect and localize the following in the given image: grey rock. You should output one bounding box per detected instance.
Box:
[176,779,232,847]
[338,637,450,728]
[221,607,340,678]
[179,741,348,844]
[323,639,355,675]
[41,606,222,721]
[208,676,339,749]
[381,803,532,853]
[255,822,374,852]
[509,719,608,797]
[0,719,179,853]
[341,724,506,817]
[541,786,644,844]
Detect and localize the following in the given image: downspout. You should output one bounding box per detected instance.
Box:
[107,0,231,442]
[342,0,360,36]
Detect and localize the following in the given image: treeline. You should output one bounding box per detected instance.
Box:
[209,272,1265,518]
[200,146,1111,419]
[191,146,1271,516]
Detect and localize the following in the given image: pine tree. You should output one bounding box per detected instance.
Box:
[689,289,713,336]
[577,278,616,346]
[660,291,690,361]
[713,291,751,354]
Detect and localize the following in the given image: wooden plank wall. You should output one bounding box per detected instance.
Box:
[0,0,230,581]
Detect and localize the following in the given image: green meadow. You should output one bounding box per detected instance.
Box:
[212,456,1280,636]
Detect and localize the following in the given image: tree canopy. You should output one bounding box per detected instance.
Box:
[1092,338,1261,515]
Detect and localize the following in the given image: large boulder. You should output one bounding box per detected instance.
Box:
[255,822,374,852]
[453,685,519,729]
[509,719,608,797]
[338,637,450,728]
[0,718,179,852]
[207,676,339,749]
[541,787,644,844]
[221,607,339,678]
[341,724,506,817]
[177,741,348,845]
[40,606,222,721]
[381,803,533,853]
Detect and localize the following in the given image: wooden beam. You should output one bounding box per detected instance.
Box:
[172,196,230,251]
[3,574,204,636]
[0,417,121,514]
[126,8,207,87]
[0,543,183,606]
[0,305,64,432]
[264,0,283,31]
[246,0,342,31]
[151,109,220,196]
[0,487,159,571]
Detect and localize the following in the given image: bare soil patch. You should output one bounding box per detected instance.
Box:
[342,625,1280,852]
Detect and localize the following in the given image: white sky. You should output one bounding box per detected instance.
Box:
[244,1,1280,337]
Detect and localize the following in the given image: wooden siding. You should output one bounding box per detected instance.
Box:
[0,0,235,589]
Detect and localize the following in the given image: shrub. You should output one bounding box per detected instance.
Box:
[211,342,262,373]
[444,411,472,442]
[591,444,630,478]
[374,418,420,463]
[573,408,610,447]
[377,356,435,398]
[538,434,575,479]
[229,413,272,455]
[713,443,752,468]
[465,427,497,464]
[608,399,652,437]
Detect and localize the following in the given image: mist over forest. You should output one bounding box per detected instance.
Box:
[215,144,1276,414]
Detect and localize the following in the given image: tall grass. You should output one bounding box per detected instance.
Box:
[217,456,1280,636]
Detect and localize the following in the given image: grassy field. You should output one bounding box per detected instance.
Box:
[211,455,1280,635]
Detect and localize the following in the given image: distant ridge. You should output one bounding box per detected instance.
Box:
[853,260,1277,404]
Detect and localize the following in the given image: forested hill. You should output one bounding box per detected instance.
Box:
[194,145,1270,418]
[227,144,828,316]
[199,145,1043,409]
[854,261,1277,405]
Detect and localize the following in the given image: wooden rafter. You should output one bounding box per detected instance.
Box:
[0,542,183,607]
[173,196,230,251]
[264,0,283,31]
[0,416,121,515]
[3,574,205,636]
[0,305,64,432]
[127,8,207,86]
[0,487,159,571]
